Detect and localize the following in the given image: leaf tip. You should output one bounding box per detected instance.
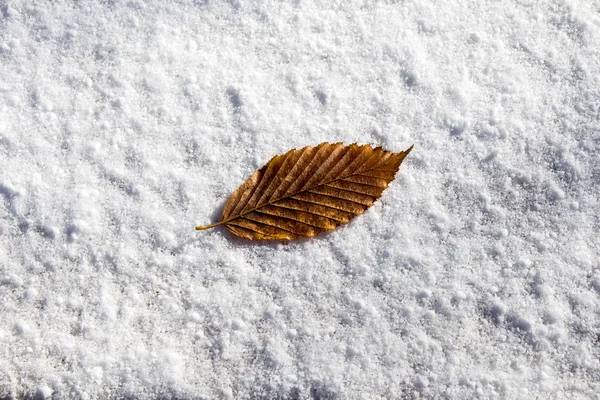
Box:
[397,144,414,162]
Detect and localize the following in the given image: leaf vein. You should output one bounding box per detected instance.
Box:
[238,217,304,235]
[339,178,387,188]
[291,197,363,214]
[270,203,347,223]
[254,210,329,229]
[308,189,372,206]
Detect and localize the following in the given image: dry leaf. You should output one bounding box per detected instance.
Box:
[196,142,413,240]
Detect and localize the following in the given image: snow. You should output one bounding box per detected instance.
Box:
[1,0,600,398]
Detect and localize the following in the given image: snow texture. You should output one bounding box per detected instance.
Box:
[1,0,600,399]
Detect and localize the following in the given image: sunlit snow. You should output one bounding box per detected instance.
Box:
[1,0,599,398]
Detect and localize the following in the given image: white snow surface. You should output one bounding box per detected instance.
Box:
[1,0,600,398]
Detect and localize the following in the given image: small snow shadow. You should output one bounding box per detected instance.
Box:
[315,89,328,106]
[0,183,31,234]
[310,380,339,400]
[226,86,243,108]
[0,182,18,202]
[401,70,419,88]
[479,300,542,348]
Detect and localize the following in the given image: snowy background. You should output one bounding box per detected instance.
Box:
[1,0,600,398]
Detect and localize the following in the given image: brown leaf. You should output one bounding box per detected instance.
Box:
[196,143,413,240]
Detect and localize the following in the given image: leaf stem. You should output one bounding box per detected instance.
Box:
[195,222,225,231]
